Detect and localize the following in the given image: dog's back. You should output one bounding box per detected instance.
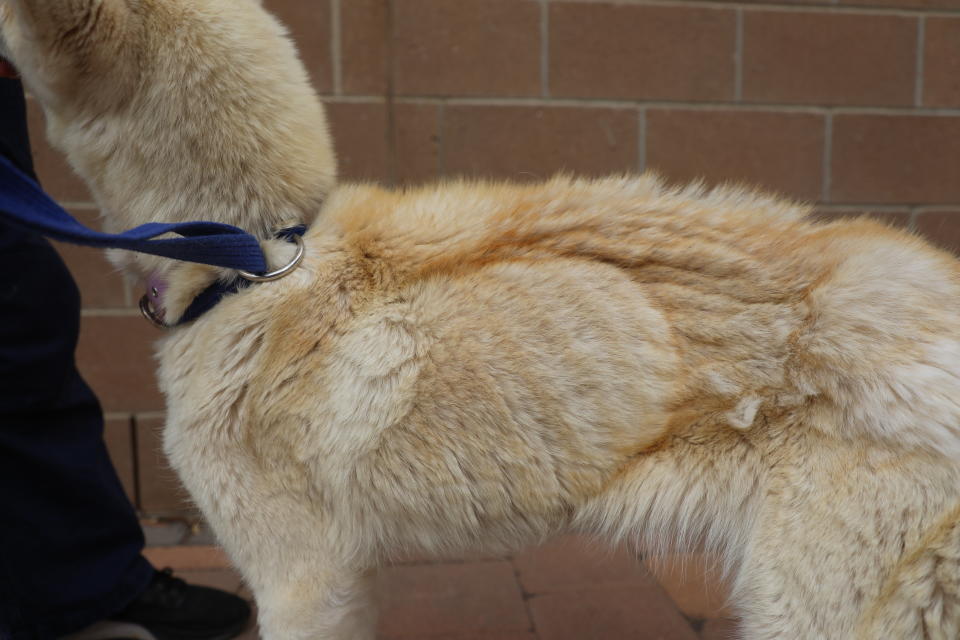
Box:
[156,174,960,637]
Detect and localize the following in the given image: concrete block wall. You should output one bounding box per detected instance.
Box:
[23,0,960,514]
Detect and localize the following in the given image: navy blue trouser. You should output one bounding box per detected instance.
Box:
[0,78,154,639]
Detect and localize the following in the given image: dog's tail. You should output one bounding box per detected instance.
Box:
[791,218,960,460]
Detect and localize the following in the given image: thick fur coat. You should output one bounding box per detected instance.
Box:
[2,1,959,638]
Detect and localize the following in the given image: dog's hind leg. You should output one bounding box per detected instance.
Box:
[734,446,959,640]
[855,502,960,640]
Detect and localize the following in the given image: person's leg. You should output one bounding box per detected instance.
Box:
[0,72,250,640]
[0,76,156,639]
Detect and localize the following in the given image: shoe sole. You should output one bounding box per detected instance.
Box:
[59,621,157,640]
[60,619,251,640]
[150,618,251,640]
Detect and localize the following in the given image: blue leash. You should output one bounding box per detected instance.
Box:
[0,154,271,274]
[0,154,306,327]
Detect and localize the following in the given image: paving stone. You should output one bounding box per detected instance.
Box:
[645,554,732,620]
[513,535,651,596]
[530,586,699,640]
[377,561,531,637]
[380,634,537,640]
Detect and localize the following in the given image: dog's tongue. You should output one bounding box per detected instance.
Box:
[0,60,18,78]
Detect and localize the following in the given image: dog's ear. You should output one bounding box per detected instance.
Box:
[0,0,138,107]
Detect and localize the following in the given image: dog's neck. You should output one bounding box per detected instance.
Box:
[38,77,336,292]
[40,100,333,325]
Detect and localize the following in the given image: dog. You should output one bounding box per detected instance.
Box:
[2,1,959,638]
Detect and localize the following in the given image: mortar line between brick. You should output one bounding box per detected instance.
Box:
[331,0,343,96]
[385,0,398,187]
[383,96,960,117]
[390,554,510,567]
[324,95,386,104]
[134,411,167,421]
[915,205,960,212]
[908,208,920,231]
[819,203,923,212]
[915,16,925,108]
[80,308,142,317]
[509,556,540,636]
[122,272,133,309]
[437,101,447,178]
[564,0,960,19]
[402,97,827,111]
[822,113,833,203]
[734,9,744,102]
[637,107,647,173]
[822,203,960,209]
[540,0,550,99]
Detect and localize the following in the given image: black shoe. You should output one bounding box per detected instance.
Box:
[112,568,251,640]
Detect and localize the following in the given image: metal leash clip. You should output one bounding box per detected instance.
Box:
[238,234,306,283]
[139,287,167,329]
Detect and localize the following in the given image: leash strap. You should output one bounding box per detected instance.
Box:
[0,154,269,274]
[177,226,306,326]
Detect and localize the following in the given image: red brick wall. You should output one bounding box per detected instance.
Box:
[24,0,960,516]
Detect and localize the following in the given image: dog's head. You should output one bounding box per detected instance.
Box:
[0,0,337,274]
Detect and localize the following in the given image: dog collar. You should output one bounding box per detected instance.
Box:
[139,226,306,329]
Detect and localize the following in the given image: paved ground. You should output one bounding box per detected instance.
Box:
[143,532,738,640]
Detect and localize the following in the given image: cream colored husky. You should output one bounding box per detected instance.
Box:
[3,1,959,638]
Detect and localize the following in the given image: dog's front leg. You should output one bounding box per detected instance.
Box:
[163,426,379,640]
[255,567,377,640]
[201,499,379,640]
